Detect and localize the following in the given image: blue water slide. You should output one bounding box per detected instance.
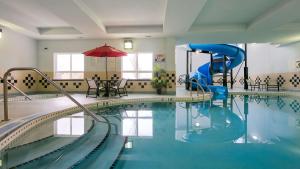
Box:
[189,44,245,96]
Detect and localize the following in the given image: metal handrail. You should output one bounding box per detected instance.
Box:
[200,78,212,93]
[177,74,188,85]
[3,67,102,122]
[233,60,244,82]
[189,78,205,99]
[199,78,212,106]
[0,76,31,100]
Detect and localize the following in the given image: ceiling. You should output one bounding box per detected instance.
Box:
[0,0,300,46]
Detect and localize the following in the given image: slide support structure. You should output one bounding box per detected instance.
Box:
[210,53,214,75]
[244,44,249,90]
[223,55,227,87]
[244,95,249,143]
[186,50,191,90]
[230,70,233,89]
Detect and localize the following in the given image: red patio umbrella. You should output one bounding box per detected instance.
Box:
[83,44,127,80]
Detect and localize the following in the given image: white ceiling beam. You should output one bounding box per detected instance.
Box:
[106,25,163,34]
[38,0,105,37]
[38,27,82,35]
[277,41,300,47]
[163,0,207,33]
[72,0,106,33]
[0,2,39,37]
[189,24,246,33]
[274,23,300,31]
[272,33,300,47]
[247,0,300,30]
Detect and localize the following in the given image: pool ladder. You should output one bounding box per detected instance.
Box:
[2,67,103,122]
[189,77,207,99]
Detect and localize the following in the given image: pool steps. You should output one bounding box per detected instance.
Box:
[4,114,126,169]
[7,115,109,169]
[71,115,126,169]
[39,120,110,169]
[7,137,77,168]
[72,135,126,169]
[5,120,95,168]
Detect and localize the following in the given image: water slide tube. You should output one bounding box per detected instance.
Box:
[188,44,245,96]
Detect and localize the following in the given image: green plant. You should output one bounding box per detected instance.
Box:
[151,65,168,89]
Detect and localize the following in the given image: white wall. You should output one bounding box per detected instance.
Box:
[37,38,176,72]
[0,28,37,72]
[175,45,187,84]
[247,43,300,75]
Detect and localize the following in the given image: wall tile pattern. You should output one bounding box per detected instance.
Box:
[0,71,176,94]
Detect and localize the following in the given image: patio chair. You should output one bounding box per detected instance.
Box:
[86,79,104,98]
[110,79,128,97]
[266,79,280,91]
[246,79,260,91]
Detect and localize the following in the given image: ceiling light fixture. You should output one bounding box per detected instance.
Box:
[124,39,133,49]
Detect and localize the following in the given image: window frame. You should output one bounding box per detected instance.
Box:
[53,53,84,80]
[121,52,153,80]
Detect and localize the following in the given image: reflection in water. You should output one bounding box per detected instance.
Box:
[54,112,85,137]
[122,110,153,137]
[175,97,245,143]
[113,97,300,169]
[176,95,300,144]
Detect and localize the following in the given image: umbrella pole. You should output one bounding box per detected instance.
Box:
[105,57,109,97]
[106,57,108,80]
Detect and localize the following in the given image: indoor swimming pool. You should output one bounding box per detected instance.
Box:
[1,94,300,169]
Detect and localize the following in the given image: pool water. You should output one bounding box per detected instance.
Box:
[114,95,300,169]
[2,95,300,169]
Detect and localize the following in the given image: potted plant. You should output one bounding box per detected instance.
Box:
[151,65,168,94]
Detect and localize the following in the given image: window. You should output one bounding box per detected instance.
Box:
[122,53,153,79]
[122,110,153,137]
[54,53,84,79]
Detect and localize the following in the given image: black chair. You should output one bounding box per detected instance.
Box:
[111,79,128,97]
[266,80,280,91]
[246,79,260,91]
[86,79,104,98]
